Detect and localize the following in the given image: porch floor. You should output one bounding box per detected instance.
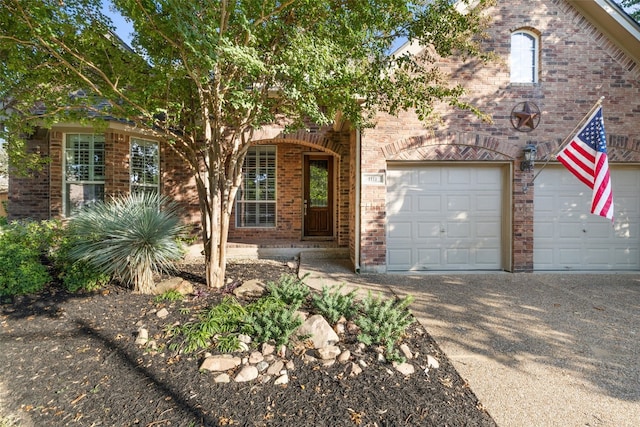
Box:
[184,239,348,261]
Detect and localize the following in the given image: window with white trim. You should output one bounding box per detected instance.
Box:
[510,30,539,83]
[64,133,105,216]
[236,145,276,227]
[130,138,160,196]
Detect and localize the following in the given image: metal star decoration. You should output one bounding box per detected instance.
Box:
[510,101,541,132]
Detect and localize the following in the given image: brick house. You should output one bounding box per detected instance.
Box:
[8,0,640,273]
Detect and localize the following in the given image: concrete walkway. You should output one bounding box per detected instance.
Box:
[299,253,640,427]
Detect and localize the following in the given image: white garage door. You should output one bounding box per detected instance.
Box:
[534,166,640,270]
[386,165,504,271]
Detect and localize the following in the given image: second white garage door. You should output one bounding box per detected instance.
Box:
[534,166,640,270]
[386,165,505,271]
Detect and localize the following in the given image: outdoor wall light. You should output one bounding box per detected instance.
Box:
[520,144,537,172]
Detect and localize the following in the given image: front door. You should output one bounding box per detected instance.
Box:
[304,155,334,237]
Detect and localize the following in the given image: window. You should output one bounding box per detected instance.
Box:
[64,134,105,216]
[236,146,276,227]
[510,30,538,83]
[130,138,160,196]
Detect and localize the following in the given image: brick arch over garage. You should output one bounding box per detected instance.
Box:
[382,132,518,161]
[535,134,640,164]
[252,129,345,158]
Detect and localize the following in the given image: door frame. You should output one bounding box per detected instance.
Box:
[303,154,335,239]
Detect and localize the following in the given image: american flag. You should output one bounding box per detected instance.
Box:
[556,106,614,221]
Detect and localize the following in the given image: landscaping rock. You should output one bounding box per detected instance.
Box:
[154,277,194,296]
[316,345,341,360]
[400,343,413,360]
[296,314,339,349]
[249,351,264,364]
[427,355,440,369]
[234,365,259,382]
[156,308,169,319]
[233,279,266,298]
[255,361,269,372]
[346,362,362,377]
[214,373,231,383]
[261,342,275,356]
[200,355,242,372]
[135,328,148,346]
[394,362,415,376]
[274,373,289,385]
[267,360,285,376]
[337,350,351,363]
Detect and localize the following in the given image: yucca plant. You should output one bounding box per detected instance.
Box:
[68,193,187,294]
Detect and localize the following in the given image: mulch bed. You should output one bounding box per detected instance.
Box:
[0,260,496,427]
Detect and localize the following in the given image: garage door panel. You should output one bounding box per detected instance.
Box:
[387,165,503,271]
[418,195,441,213]
[387,249,413,269]
[388,221,412,238]
[418,169,441,185]
[416,248,441,268]
[477,248,500,265]
[534,167,640,270]
[446,195,470,212]
[446,249,470,265]
[447,169,472,186]
[477,195,502,212]
[584,249,616,267]
[614,248,638,266]
[418,221,441,238]
[447,222,470,238]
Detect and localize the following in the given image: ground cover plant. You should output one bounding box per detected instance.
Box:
[0,260,496,426]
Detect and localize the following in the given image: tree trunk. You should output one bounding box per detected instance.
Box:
[196,148,244,289]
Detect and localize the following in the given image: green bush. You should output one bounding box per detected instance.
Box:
[0,242,50,297]
[355,293,415,362]
[0,220,62,297]
[266,273,310,306]
[50,229,111,293]
[311,284,357,324]
[243,296,303,347]
[168,296,247,354]
[68,193,187,294]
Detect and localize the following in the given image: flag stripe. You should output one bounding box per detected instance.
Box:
[557,147,595,188]
[556,106,614,221]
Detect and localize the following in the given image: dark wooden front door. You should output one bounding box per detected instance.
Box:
[304,155,334,237]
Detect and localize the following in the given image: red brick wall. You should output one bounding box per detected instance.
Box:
[7,128,51,220]
[227,134,351,247]
[358,0,640,272]
[10,122,353,252]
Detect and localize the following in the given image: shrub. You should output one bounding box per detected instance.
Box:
[266,273,310,306]
[0,220,61,297]
[68,193,187,294]
[0,242,50,297]
[51,229,111,293]
[355,293,415,362]
[243,297,303,347]
[311,284,357,324]
[168,296,246,354]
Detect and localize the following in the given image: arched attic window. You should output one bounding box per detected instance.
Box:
[510,29,539,83]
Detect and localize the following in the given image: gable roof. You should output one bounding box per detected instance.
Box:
[568,0,640,67]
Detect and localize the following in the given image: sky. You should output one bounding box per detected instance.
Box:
[101,1,134,46]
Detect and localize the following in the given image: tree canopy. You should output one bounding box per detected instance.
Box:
[0,0,493,287]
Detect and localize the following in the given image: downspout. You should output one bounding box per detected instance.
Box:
[354,128,361,273]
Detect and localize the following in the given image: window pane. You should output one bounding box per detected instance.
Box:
[64,134,105,216]
[511,32,537,83]
[236,146,276,227]
[65,183,104,216]
[130,139,160,194]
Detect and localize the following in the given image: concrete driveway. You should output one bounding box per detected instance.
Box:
[300,255,640,427]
